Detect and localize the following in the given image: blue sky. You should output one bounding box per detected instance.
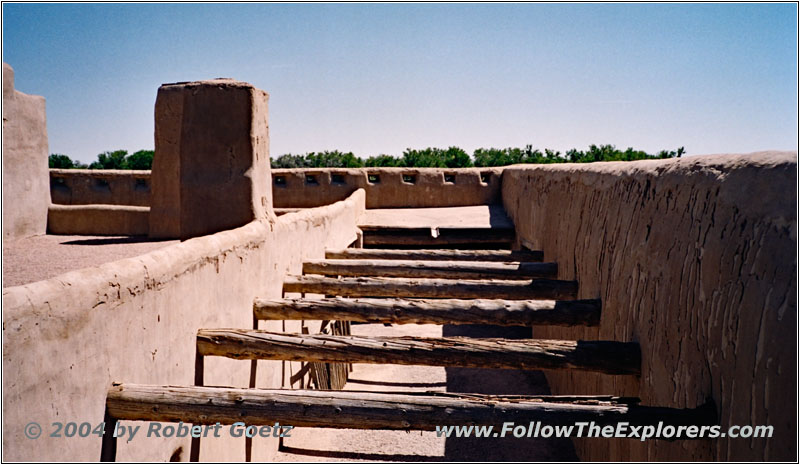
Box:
[3,3,797,164]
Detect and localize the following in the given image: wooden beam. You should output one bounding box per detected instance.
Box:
[196,330,640,375]
[106,384,716,429]
[302,259,557,280]
[361,228,514,247]
[325,248,544,262]
[283,275,578,300]
[253,297,601,327]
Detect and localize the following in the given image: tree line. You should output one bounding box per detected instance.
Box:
[271,144,685,168]
[50,144,685,170]
[49,150,154,170]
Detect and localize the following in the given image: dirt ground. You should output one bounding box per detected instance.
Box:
[2,234,178,288]
[273,322,578,462]
[359,205,514,230]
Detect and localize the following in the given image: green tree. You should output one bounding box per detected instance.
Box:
[401,148,441,167]
[49,153,77,169]
[656,146,685,159]
[543,148,563,163]
[443,146,472,168]
[271,153,308,168]
[473,148,507,167]
[48,154,88,169]
[271,144,686,169]
[364,154,403,167]
[474,146,548,166]
[125,150,154,170]
[89,150,128,169]
[304,150,364,168]
[401,147,472,168]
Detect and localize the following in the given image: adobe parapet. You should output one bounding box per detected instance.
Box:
[50,169,151,206]
[49,166,505,214]
[271,167,503,208]
[3,62,49,240]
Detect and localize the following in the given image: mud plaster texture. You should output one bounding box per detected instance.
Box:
[47,204,150,236]
[2,63,50,240]
[2,190,365,462]
[44,167,503,213]
[50,169,151,206]
[149,79,274,240]
[272,168,503,209]
[502,152,796,461]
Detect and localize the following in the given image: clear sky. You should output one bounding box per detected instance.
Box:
[2,3,797,164]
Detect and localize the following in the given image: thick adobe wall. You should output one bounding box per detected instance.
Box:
[50,169,151,206]
[502,152,796,461]
[44,167,503,236]
[47,170,151,235]
[271,167,503,209]
[149,79,274,240]
[47,204,150,235]
[2,63,50,240]
[49,167,504,211]
[2,189,365,462]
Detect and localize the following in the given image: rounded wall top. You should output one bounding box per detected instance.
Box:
[159,78,260,91]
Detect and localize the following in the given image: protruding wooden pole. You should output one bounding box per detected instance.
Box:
[106,384,716,430]
[253,297,601,327]
[302,259,557,280]
[283,275,578,300]
[196,330,640,375]
[325,248,544,262]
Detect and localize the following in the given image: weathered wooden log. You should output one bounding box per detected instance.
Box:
[302,259,558,280]
[106,384,716,429]
[361,228,514,247]
[253,297,601,327]
[325,248,544,263]
[196,330,640,375]
[283,275,579,300]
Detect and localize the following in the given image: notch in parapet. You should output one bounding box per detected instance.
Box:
[93,178,110,190]
[331,173,346,185]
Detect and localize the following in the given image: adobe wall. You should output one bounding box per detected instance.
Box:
[2,189,365,462]
[149,79,274,240]
[47,167,504,213]
[502,152,796,461]
[2,63,50,240]
[272,167,503,208]
[50,169,151,206]
[47,204,150,235]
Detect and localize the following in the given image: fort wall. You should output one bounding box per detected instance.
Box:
[502,152,797,461]
[2,63,50,240]
[270,167,503,208]
[49,169,151,206]
[2,189,365,461]
[49,167,503,210]
[149,79,275,240]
